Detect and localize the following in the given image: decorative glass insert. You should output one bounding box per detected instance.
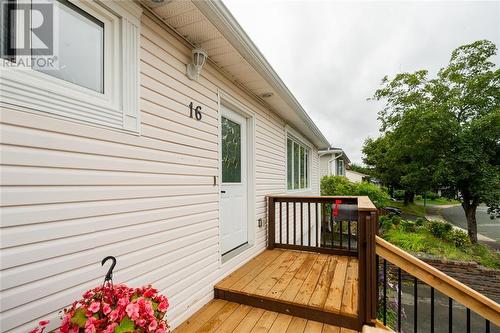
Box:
[222,117,241,183]
[33,0,104,92]
[286,135,310,190]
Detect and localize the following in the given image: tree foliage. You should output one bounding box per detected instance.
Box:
[364,40,500,242]
[320,176,390,208]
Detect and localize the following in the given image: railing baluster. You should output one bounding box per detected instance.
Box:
[398,267,402,332]
[414,277,418,333]
[286,202,289,245]
[300,202,303,246]
[315,202,319,247]
[348,220,351,251]
[486,320,490,333]
[331,210,334,248]
[467,308,471,333]
[449,297,453,333]
[293,202,296,245]
[383,259,387,326]
[431,287,435,333]
[308,203,311,247]
[279,202,282,245]
[339,220,343,248]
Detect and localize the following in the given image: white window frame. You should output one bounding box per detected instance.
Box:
[286,130,311,192]
[337,159,345,176]
[0,0,142,132]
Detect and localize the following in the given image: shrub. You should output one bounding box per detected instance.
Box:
[401,220,417,232]
[427,220,453,239]
[446,229,471,249]
[393,190,405,200]
[426,191,439,200]
[415,217,426,227]
[379,214,402,232]
[321,176,390,208]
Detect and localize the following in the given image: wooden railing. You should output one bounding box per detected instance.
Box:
[267,195,379,328]
[376,236,500,332]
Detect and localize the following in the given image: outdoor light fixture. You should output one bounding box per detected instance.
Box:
[186,47,208,81]
[146,0,170,8]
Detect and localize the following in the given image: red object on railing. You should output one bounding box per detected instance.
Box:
[332,199,342,217]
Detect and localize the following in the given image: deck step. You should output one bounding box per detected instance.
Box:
[215,288,360,331]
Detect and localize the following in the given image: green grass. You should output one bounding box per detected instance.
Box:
[382,226,500,269]
[390,201,427,217]
[415,197,460,206]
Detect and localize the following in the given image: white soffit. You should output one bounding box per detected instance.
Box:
[145,0,330,149]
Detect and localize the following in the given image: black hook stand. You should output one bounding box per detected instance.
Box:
[101,256,117,289]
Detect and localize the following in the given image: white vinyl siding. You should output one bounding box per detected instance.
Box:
[0,9,321,333]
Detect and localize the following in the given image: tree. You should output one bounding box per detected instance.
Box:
[367,40,500,243]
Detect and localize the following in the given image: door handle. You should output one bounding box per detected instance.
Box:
[221,190,226,193]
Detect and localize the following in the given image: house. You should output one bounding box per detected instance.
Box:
[1,1,498,332]
[0,0,329,331]
[346,169,370,183]
[319,147,350,178]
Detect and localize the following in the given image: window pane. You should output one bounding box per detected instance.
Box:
[304,150,309,188]
[287,138,293,190]
[293,142,300,189]
[33,1,104,92]
[221,117,241,183]
[299,146,305,189]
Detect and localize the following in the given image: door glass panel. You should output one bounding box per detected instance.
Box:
[222,117,241,183]
[287,138,293,190]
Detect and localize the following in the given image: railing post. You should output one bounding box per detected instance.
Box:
[267,196,275,250]
[358,210,378,328]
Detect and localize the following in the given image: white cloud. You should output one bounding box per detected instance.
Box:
[223,0,500,163]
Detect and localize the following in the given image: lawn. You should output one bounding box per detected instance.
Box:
[389,201,427,217]
[381,220,500,269]
[415,197,460,206]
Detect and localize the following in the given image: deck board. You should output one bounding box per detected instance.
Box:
[173,300,360,333]
[215,249,358,317]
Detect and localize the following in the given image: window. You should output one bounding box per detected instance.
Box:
[1,0,141,132]
[287,136,310,190]
[337,159,345,176]
[221,117,241,183]
[33,0,104,92]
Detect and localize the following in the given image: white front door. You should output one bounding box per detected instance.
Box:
[220,105,248,255]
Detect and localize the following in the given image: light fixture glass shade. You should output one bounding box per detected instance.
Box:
[186,47,208,81]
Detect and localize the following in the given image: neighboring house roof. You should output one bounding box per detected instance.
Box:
[142,0,330,149]
[318,146,351,164]
[346,169,369,177]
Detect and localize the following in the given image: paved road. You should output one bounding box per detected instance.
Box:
[430,204,500,242]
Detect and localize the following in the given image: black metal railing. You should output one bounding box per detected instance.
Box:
[376,237,500,332]
[267,196,363,256]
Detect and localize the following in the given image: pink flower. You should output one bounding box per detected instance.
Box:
[28,329,39,333]
[103,323,117,333]
[126,302,140,320]
[88,301,100,313]
[137,319,147,327]
[39,320,50,327]
[155,329,165,333]
[145,302,154,316]
[118,297,129,308]
[157,301,168,312]
[108,309,117,321]
[102,303,111,315]
[84,325,95,333]
[148,319,158,332]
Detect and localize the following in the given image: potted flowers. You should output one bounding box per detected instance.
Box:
[30,257,169,333]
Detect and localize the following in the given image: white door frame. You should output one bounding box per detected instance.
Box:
[217,90,256,261]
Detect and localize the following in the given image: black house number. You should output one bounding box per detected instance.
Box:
[188,102,202,120]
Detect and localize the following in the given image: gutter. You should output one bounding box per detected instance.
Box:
[192,0,330,149]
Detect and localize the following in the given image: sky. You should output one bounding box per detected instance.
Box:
[223,0,500,164]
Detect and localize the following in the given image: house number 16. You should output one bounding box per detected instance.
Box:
[188,102,202,120]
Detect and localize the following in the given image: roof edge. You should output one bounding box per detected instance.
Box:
[192,0,330,149]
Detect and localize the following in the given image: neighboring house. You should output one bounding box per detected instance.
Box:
[346,169,370,183]
[0,1,329,331]
[319,147,350,178]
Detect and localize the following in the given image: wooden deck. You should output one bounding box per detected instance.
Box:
[212,249,359,330]
[173,299,359,333]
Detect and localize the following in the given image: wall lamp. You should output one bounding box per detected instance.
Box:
[186,47,208,81]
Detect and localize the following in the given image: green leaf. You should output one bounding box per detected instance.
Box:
[114,316,135,333]
[152,301,158,311]
[70,308,87,328]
